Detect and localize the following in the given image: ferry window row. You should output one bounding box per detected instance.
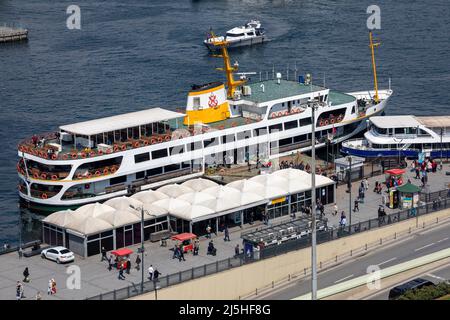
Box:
[373,126,430,136]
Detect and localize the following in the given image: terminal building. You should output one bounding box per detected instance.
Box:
[42,168,336,257]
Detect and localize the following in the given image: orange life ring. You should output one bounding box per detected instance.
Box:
[89,151,96,157]
[277,112,283,117]
[121,145,127,151]
[51,154,57,160]
[271,113,276,119]
[51,174,58,181]
[157,137,163,143]
[95,170,101,177]
[81,153,87,158]
[284,111,289,116]
[40,173,47,180]
[113,145,119,152]
[62,154,69,160]
[43,153,48,159]
[134,141,140,148]
[231,122,237,127]
[77,173,83,180]
[324,120,329,126]
[19,146,24,152]
[110,166,117,173]
[103,168,109,175]
[41,193,48,200]
[33,172,39,179]
[165,135,171,142]
[337,115,343,122]
[106,148,112,154]
[245,118,251,124]
[330,118,335,124]
[144,140,149,146]
[71,153,77,159]
[97,150,103,156]
[87,172,92,179]
[151,138,156,144]
[319,120,324,126]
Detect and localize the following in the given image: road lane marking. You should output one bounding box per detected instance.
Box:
[334,274,354,284]
[377,257,397,266]
[414,243,435,252]
[437,237,449,243]
[426,273,446,281]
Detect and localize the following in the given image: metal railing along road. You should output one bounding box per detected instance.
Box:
[86,190,450,300]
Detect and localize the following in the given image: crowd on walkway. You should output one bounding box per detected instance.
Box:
[15,266,56,300]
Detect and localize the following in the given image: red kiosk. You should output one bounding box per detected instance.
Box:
[110,248,133,269]
[171,233,197,253]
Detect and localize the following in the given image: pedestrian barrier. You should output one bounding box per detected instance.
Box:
[86,190,450,300]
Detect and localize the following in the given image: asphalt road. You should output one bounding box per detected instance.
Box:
[366,264,450,300]
[258,222,450,300]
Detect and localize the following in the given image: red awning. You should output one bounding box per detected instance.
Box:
[385,168,405,175]
[111,248,133,257]
[171,233,197,242]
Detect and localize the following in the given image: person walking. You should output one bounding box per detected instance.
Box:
[333,203,338,216]
[18,247,23,259]
[126,258,131,274]
[234,244,240,258]
[353,199,359,212]
[118,265,125,280]
[47,279,52,295]
[178,247,186,262]
[23,267,30,283]
[172,244,179,259]
[16,281,24,300]
[206,225,212,239]
[148,265,154,281]
[35,291,42,300]
[153,268,161,282]
[101,247,107,262]
[224,225,230,242]
[107,255,113,271]
[135,255,141,271]
[193,239,199,256]
[51,279,57,295]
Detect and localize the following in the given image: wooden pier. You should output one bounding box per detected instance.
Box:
[0,26,28,43]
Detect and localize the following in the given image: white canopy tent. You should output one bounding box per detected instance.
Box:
[180,178,218,192]
[157,184,193,198]
[130,190,169,203]
[65,216,113,236]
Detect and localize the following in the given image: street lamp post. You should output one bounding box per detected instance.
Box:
[347,156,352,228]
[308,99,318,300]
[130,205,156,294]
[440,128,443,170]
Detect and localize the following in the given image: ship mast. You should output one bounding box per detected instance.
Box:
[369,31,380,103]
[209,35,247,98]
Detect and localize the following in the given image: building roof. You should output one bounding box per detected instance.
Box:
[370,116,421,129]
[180,178,218,192]
[44,168,335,234]
[245,80,325,103]
[59,108,185,136]
[416,116,450,128]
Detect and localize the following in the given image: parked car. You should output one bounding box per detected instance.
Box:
[388,278,435,300]
[41,246,75,264]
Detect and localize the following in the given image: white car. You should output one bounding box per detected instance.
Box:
[41,246,75,264]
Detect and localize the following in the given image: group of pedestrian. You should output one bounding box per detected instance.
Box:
[147,265,162,281]
[172,244,186,262]
[412,159,437,187]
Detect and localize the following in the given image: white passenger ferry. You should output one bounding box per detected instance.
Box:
[341,115,450,159]
[17,33,392,212]
[204,20,266,50]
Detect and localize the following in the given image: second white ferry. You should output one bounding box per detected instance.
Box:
[17,32,392,212]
